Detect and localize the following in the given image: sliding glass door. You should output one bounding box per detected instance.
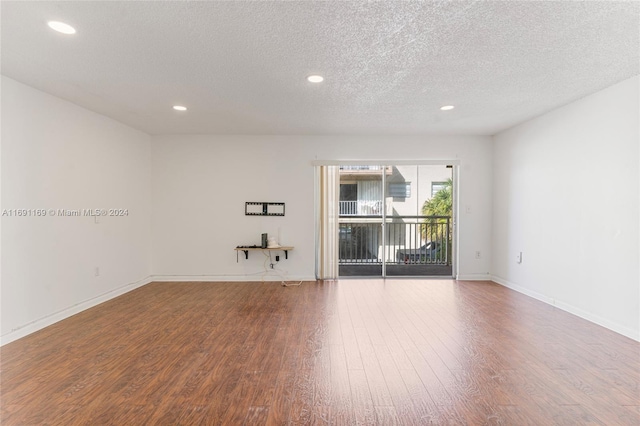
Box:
[337,164,453,277]
[384,165,453,277]
[338,165,385,276]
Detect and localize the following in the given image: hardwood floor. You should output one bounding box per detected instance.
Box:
[2,280,639,425]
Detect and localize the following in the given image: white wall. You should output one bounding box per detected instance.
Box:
[151,135,493,281]
[1,76,152,344]
[492,75,640,340]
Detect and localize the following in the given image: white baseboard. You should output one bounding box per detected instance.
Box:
[491,275,640,342]
[456,273,492,281]
[150,274,317,283]
[1,275,152,346]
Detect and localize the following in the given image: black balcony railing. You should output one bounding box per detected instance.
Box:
[339,216,451,265]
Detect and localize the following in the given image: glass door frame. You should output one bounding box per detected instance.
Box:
[314,159,460,279]
[381,166,387,277]
[384,164,456,278]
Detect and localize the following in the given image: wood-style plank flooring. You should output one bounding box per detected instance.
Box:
[2,280,639,425]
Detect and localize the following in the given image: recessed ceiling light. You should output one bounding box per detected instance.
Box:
[47,21,76,35]
[440,105,455,111]
[307,75,324,83]
[173,105,187,111]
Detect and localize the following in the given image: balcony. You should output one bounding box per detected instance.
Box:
[339,200,383,216]
[338,216,452,276]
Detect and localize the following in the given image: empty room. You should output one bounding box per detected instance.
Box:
[1,1,638,425]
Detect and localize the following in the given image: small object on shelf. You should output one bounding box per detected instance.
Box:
[267,236,279,248]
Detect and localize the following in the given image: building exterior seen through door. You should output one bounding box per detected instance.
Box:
[338,164,453,277]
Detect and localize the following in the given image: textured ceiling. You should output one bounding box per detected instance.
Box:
[2,1,638,136]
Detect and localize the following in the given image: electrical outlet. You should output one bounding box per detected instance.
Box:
[475,251,481,259]
[95,267,100,276]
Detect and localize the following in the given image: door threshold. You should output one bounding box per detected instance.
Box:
[338,275,456,280]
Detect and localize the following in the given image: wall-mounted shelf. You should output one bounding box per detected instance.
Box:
[235,246,294,261]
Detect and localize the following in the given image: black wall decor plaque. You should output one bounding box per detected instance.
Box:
[245,202,285,216]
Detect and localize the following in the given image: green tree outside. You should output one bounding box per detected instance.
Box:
[420,179,452,262]
[421,178,452,218]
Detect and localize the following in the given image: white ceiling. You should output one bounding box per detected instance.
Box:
[2,1,638,136]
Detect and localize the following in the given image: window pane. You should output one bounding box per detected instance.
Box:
[431,181,447,197]
[388,183,411,198]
